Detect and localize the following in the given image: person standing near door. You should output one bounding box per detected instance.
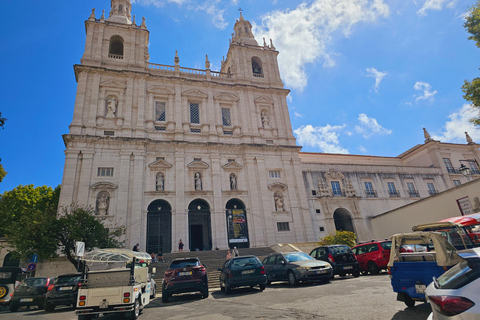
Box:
[178,239,184,252]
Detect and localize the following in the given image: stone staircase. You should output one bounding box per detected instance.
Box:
[150,247,275,290]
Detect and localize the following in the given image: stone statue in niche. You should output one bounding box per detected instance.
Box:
[195,172,202,190]
[274,193,284,211]
[96,192,110,215]
[106,97,117,117]
[230,173,237,190]
[156,172,165,191]
[261,111,269,127]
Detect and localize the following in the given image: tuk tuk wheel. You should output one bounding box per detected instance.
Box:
[404,295,415,308]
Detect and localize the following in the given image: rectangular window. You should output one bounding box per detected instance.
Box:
[453,180,461,186]
[221,108,231,126]
[155,101,166,121]
[331,181,342,196]
[315,209,321,213]
[427,182,436,195]
[223,130,233,135]
[468,160,480,174]
[97,167,114,177]
[190,128,201,133]
[190,103,200,124]
[104,131,114,136]
[443,158,455,173]
[155,126,166,131]
[277,222,290,232]
[407,182,419,197]
[269,171,281,179]
[364,182,376,197]
[319,227,325,232]
[387,182,399,197]
[312,190,317,196]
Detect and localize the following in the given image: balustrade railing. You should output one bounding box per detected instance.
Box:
[108,54,123,59]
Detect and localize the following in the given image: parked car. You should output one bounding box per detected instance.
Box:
[425,247,480,319]
[44,273,82,312]
[218,255,267,294]
[0,267,29,307]
[10,277,54,312]
[351,240,391,275]
[262,251,332,285]
[162,257,208,302]
[310,245,360,277]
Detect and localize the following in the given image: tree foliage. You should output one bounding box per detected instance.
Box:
[0,185,125,269]
[0,162,7,183]
[463,1,480,125]
[317,230,357,248]
[0,111,5,129]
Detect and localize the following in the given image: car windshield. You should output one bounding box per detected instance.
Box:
[170,259,200,269]
[56,276,82,285]
[436,259,480,289]
[230,257,259,269]
[22,278,48,287]
[330,246,352,256]
[380,242,392,250]
[284,252,314,262]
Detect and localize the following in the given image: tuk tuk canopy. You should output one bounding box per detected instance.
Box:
[388,232,463,267]
[439,212,480,227]
[82,249,151,263]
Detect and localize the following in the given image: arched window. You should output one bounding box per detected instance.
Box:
[251,57,263,76]
[109,35,124,58]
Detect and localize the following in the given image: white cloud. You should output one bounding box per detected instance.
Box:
[417,0,458,16]
[366,67,387,93]
[132,0,188,7]
[431,104,480,143]
[354,113,392,138]
[358,145,368,153]
[253,0,390,91]
[294,124,349,154]
[294,112,303,118]
[414,81,437,103]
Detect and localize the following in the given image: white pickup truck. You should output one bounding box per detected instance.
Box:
[75,249,155,320]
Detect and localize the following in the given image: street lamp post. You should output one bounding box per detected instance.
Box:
[459,163,471,177]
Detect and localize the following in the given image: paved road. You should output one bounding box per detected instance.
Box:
[0,273,432,320]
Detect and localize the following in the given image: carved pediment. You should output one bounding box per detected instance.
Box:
[222,161,243,171]
[187,160,209,170]
[267,182,288,190]
[147,86,175,95]
[91,182,117,190]
[182,89,208,99]
[214,92,239,102]
[100,80,126,89]
[254,96,274,104]
[324,169,344,181]
[148,158,173,170]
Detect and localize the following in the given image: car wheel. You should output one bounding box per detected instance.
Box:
[225,282,232,294]
[220,280,225,291]
[130,298,140,319]
[321,277,330,284]
[9,303,19,312]
[287,271,298,286]
[162,291,170,303]
[150,284,156,299]
[0,285,9,299]
[367,261,380,275]
[37,301,44,310]
[339,272,346,277]
[404,295,415,308]
[259,284,266,291]
[201,287,209,299]
[45,302,55,313]
[353,271,360,278]
[361,270,368,275]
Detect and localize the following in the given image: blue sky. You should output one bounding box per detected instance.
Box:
[1,0,479,193]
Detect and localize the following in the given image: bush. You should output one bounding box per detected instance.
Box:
[317,230,357,247]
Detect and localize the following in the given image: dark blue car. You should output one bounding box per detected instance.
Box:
[218,256,267,294]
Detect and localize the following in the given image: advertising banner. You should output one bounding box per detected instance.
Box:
[226,209,249,243]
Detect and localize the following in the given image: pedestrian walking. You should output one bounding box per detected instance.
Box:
[233,247,239,257]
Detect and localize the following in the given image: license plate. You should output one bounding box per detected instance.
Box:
[99,301,109,309]
[315,270,327,274]
[20,298,33,302]
[59,286,73,290]
[343,266,353,270]
[415,284,426,294]
[178,271,192,276]
[242,270,254,274]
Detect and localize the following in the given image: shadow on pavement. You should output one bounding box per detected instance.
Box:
[392,302,431,320]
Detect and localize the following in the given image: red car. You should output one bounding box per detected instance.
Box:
[161,257,208,302]
[351,240,391,275]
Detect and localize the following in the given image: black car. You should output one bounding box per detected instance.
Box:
[309,245,360,278]
[262,252,332,285]
[218,256,267,294]
[44,273,82,312]
[10,277,54,312]
[162,257,208,302]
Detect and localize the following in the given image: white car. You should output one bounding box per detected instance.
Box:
[425,247,480,320]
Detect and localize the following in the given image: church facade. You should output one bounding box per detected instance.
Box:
[59,1,480,253]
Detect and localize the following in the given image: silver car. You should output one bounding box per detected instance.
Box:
[425,247,480,320]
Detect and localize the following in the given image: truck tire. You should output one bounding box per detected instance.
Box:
[126,298,140,319]
[404,295,415,308]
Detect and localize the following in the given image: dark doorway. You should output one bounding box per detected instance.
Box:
[147,200,172,254]
[188,199,211,251]
[3,252,20,267]
[333,208,355,233]
[225,198,249,249]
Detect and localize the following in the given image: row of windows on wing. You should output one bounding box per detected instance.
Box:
[314,180,438,198]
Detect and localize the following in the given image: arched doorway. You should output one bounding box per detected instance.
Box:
[2,252,20,267]
[225,199,249,249]
[147,200,172,254]
[188,199,212,251]
[333,208,355,233]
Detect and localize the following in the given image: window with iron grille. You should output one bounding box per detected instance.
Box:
[331,181,342,196]
[269,170,281,178]
[387,182,399,197]
[427,182,437,195]
[443,158,455,173]
[190,103,200,124]
[223,130,233,135]
[277,222,290,232]
[468,160,480,174]
[221,108,231,126]
[407,182,419,197]
[364,182,376,197]
[155,101,166,121]
[97,167,114,177]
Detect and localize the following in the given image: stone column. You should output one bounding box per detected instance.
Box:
[174,152,187,252]
[71,71,88,134]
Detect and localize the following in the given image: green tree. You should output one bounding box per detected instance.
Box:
[0,185,125,269]
[317,230,357,248]
[0,111,6,129]
[463,1,480,125]
[0,161,6,183]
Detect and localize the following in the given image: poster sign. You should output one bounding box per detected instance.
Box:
[226,209,249,243]
[457,196,474,216]
[76,241,85,257]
